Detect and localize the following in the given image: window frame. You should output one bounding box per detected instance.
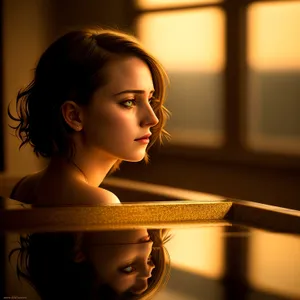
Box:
[130,0,300,170]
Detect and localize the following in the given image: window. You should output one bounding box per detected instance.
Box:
[136,0,222,10]
[137,7,225,147]
[134,0,300,163]
[247,1,300,155]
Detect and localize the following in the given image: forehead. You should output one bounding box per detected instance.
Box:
[103,56,154,92]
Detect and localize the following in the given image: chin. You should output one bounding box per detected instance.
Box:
[124,153,146,163]
[126,157,145,163]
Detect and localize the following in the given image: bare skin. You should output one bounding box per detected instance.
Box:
[11,56,158,206]
[11,159,119,206]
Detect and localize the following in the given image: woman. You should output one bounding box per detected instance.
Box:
[9,229,172,299]
[8,28,170,205]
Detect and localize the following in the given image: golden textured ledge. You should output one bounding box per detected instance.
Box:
[0,198,232,232]
[102,177,224,201]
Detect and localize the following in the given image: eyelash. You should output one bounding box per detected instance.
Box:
[121,99,136,109]
[120,255,153,275]
[120,97,156,109]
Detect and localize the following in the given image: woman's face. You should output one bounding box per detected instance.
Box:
[81,56,159,162]
[85,229,155,295]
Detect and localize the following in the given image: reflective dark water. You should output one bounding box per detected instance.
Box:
[1,198,300,300]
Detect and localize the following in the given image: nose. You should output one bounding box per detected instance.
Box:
[140,104,159,128]
[140,262,155,279]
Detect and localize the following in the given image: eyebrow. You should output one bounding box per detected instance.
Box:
[113,89,155,96]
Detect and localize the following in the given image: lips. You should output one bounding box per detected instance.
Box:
[135,133,151,141]
[139,235,151,242]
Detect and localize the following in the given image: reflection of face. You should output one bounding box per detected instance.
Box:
[85,229,155,295]
[82,56,159,162]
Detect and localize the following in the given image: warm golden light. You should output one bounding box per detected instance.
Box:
[165,228,224,279]
[248,1,300,70]
[248,229,300,298]
[137,8,225,72]
[137,6,225,147]
[136,0,222,10]
[246,1,300,154]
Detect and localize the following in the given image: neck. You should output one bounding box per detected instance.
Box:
[73,153,117,186]
[49,152,118,187]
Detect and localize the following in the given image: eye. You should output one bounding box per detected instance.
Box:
[121,99,136,108]
[147,255,154,265]
[120,265,136,274]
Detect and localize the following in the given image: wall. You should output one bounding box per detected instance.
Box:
[2,0,53,177]
[2,1,53,297]
[52,0,134,38]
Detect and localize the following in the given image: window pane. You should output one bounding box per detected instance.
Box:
[136,0,223,10]
[247,1,300,155]
[248,229,300,298]
[166,228,225,279]
[137,8,225,147]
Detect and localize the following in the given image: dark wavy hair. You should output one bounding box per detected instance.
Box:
[8,229,172,300]
[8,28,170,172]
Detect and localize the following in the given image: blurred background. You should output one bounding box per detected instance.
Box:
[1,2,300,298]
[1,0,300,209]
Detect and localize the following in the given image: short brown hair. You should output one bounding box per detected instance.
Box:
[9,28,170,172]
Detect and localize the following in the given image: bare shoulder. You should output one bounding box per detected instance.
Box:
[10,171,43,202]
[94,187,120,204]
[11,171,120,206]
[78,185,121,205]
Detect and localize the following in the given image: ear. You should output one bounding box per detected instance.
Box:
[61,101,84,131]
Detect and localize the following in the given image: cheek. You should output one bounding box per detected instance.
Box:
[88,250,118,279]
[98,113,138,145]
[92,107,135,131]
[112,275,135,294]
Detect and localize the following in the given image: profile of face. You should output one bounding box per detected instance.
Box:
[79,56,159,162]
[10,228,171,299]
[84,229,155,295]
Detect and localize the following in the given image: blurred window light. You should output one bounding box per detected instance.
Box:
[165,228,225,279]
[246,1,300,155]
[248,229,300,299]
[136,0,223,10]
[137,8,225,147]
